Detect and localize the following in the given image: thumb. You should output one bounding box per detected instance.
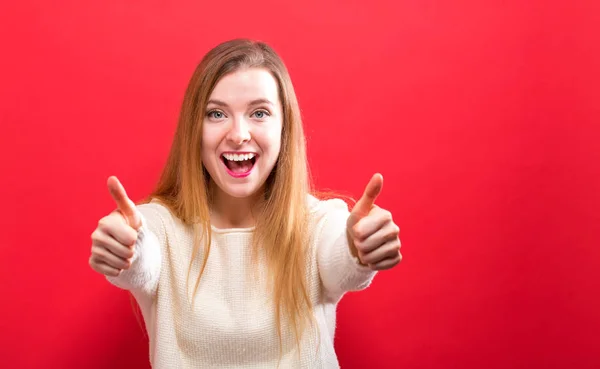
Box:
[351,173,383,220]
[107,176,141,229]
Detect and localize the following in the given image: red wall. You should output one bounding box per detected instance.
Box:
[1,1,598,368]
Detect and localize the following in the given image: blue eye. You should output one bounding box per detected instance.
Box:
[207,110,225,119]
[253,110,269,119]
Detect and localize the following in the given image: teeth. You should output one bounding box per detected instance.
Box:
[223,153,256,161]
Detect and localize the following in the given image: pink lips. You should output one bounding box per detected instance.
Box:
[224,165,252,178]
[221,152,257,178]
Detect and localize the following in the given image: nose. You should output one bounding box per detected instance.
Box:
[226,116,251,145]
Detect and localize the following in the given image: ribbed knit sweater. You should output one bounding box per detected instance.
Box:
[107,195,377,368]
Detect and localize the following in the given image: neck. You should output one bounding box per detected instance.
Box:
[209,182,263,229]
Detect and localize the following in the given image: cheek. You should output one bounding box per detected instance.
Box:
[264,125,283,154]
[200,128,220,166]
[201,126,221,150]
[200,145,210,165]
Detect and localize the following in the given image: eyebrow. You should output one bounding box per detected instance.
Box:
[206,98,275,107]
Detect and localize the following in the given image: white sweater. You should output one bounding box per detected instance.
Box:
[107,195,377,368]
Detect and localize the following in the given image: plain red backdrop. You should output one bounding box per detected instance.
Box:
[1,1,599,368]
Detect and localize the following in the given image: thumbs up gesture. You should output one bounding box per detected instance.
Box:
[89,176,141,277]
[347,174,402,270]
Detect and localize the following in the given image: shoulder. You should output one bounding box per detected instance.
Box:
[136,199,183,234]
[307,194,351,225]
[306,194,352,252]
[137,200,173,220]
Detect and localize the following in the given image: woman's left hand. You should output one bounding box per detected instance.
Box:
[347,173,402,271]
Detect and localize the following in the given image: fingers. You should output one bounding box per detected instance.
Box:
[350,207,394,242]
[107,176,141,229]
[344,173,402,271]
[368,252,402,270]
[90,245,131,271]
[90,259,122,277]
[89,210,139,278]
[96,214,138,248]
[351,173,383,218]
[91,227,135,259]
[354,222,400,254]
[357,233,401,264]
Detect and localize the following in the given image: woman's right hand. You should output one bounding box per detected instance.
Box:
[89,176,142,277]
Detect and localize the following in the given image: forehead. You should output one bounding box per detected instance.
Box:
[209,68,280,105]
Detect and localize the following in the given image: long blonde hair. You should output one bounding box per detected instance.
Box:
[146,39,313,352]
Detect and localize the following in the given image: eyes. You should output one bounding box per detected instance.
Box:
[253,110,267,119]
[208,110,225,120]
[206,109,271,121]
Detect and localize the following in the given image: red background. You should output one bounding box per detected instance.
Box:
[1,1,599,368]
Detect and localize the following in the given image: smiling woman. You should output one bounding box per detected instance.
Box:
[202,68,283,203]
[88,39,402,369]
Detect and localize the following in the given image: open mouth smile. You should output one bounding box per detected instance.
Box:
[221,152,257,178]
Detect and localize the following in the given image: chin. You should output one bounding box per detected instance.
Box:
[219,182,263,199]
[224,189,259,199]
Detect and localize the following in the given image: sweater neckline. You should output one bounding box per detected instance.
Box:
[210,224,256,234]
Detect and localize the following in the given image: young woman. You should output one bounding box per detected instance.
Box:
[89,39,401,368]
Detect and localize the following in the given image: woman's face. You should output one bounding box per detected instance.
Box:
[201,67,283,200]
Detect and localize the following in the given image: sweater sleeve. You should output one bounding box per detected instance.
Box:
[105,203,164,298]
[314,198,378,301]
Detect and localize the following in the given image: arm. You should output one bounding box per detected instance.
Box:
[105,203,164,297]
[315,198,378,301]
[316,174,402,301]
